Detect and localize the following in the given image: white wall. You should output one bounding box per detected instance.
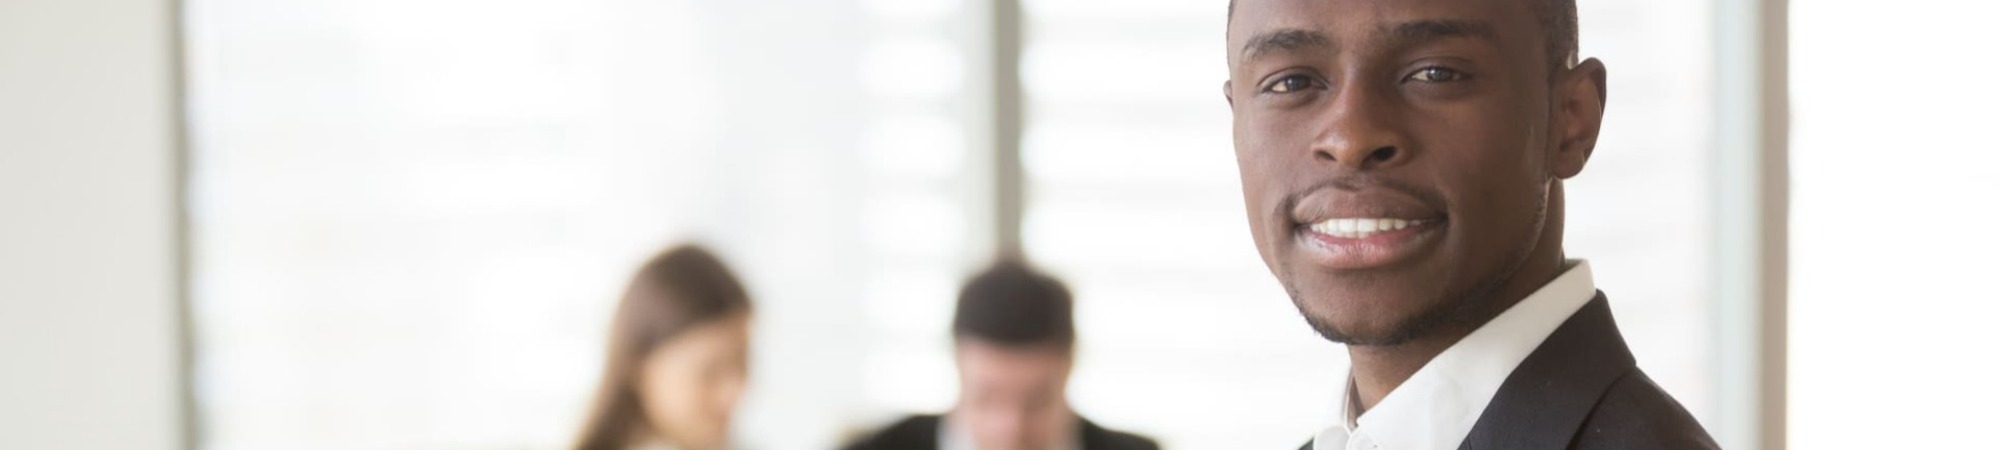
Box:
[0,0,186,448]
[1789,2,2000,448]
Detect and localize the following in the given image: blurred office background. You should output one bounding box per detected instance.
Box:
[1,0,1993,449]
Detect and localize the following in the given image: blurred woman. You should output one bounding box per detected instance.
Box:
[575,245,754,450]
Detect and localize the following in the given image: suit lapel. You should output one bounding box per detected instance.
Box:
[1457,292,1636,450]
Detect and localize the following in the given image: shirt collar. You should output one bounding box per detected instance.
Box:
[941,413,974,450]
[1316,260,1597,450]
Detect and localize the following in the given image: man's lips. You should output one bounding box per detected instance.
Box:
[1287,182,1445,226]
[1294,217,1446,269]
[1285,184,1447,269]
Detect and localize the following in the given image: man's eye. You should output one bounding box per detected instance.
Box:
[1267,75,1319,93]
[1408,67,1467,83]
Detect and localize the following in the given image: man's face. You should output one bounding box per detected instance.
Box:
[954,339,1074,450]
[1224,0,1600,345]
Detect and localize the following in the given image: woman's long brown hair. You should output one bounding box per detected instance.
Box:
[573,244,752,450]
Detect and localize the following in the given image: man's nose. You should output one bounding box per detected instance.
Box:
[1311,82,1409,171]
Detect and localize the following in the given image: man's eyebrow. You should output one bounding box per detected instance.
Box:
[1237,21,1495,63]
[1386,19,1498,44]
[1239,28,1330,61]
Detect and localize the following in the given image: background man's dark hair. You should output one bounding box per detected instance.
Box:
[1228,0,1579,75]
[952,259,1076,348]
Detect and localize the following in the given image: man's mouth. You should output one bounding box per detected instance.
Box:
[1292,216,1445,269]
[1281,178,1448,269]
[1303,217,1438,239]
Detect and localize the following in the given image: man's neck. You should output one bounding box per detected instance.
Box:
[1344,253,1568,414]
[1346,326,1465,413]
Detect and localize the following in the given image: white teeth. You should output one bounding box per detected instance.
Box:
[1308,218,1420,238]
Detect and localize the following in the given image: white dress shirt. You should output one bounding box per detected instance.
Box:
[940,412,1083,450]
[629,440,679,450]
[1313,260,1597,450]
[940,413,976,450]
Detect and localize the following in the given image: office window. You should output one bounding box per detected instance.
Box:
[1563,0,1716,423]
[185,0,986,448]
[1018,1,1336,448]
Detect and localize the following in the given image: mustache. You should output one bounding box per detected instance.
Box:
[1275,175,1446,222]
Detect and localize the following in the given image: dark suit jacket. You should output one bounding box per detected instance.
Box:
[843,414,1159,450]
[1303,293,1718,450]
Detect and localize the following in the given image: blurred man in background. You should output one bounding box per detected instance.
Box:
[1223,0,1716,448]
[844,261,1157,450]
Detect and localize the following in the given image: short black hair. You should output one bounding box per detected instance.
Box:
[1228,0,1578,75]
[951,259,1076,348]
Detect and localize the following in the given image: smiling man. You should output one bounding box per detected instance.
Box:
[1222,0,1717,449]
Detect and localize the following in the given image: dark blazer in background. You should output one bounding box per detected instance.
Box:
[843,414,1159,450]
[1303,293,1720,450]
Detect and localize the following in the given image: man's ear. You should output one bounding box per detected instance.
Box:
[1551,58,1607,180]
[1222,80,1235,107]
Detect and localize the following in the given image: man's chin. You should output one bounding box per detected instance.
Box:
[1302,313,1421,346]
[1288,287,1452,346]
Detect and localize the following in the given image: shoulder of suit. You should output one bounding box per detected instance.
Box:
[1571,369,1720,450]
